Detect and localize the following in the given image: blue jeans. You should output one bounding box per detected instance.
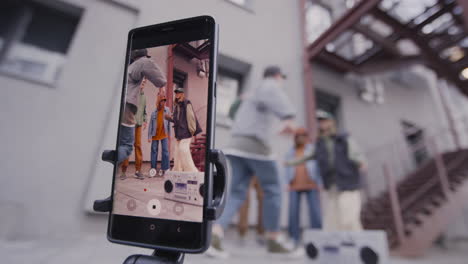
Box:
[288,190,322,243]
[151,137,169,170]
[218,155,282,232]
[117,125,134,164]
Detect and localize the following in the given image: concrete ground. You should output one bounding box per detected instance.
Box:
[1,228,467,264]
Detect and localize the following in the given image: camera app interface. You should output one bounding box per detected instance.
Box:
[113,39,211,223]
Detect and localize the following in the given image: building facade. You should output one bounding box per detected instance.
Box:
[0,0,306,240]
[1,0,467,242]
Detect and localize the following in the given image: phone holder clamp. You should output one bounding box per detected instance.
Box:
[93,148,228,264]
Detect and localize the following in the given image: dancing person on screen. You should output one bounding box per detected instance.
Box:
[148,95,171,177]
[118,49,167,164]
[120,78,148,180]
[165,87,202,172]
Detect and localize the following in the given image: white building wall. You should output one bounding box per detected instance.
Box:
[2,0,465,240]
[0,0,306,240]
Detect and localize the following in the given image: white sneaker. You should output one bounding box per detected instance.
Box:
[205,245,229,259]
[205,233,229,259]
[149,168,157,178]
[266,235,304,259]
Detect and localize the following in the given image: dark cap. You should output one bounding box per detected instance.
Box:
[263,65,287,79]
[131,49,150,60]
[316,110,334,120]
[174,87,185,94]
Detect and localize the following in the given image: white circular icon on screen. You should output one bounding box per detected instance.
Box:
[173,203,184,216]
[149,168,157,177]
[147,199,162,216]
[127,199,137,211]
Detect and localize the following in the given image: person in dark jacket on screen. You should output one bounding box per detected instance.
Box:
[165,87,202,172]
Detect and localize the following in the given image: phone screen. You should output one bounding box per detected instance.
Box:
[109,17,216,251]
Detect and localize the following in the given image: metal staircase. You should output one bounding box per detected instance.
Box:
[361,149,468,256]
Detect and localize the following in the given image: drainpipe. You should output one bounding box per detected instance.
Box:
[166,45,174,152]
[298,0,317,141]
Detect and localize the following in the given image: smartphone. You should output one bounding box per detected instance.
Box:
[108,16,218,253]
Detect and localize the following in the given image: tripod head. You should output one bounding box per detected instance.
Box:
[94,149,228,264]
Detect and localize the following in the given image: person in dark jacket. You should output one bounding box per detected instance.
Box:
[166,87,202,172]
[286,110,366,231]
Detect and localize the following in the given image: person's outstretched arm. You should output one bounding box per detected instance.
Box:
[165,108,174,122]
[285,151,315,166]
[142,60,167,88]
[348,137,367,172]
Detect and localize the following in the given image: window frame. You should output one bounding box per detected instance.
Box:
[223,0,254,13]
[305,0,333,44]
[216,68,244,127]
[0,0,82,87]
[215,53,251,128]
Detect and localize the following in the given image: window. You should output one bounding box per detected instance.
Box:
[380,0,438,24]
[216,70,242,124]
[215,54,251,126]
[316,90,340,120]
[316,90,343,132]
[360,76,385,104]
[227,0,247,6]
[173,69,187,88]
[0,0,82,85]
[305,2,332,44]
[401,121,428,165]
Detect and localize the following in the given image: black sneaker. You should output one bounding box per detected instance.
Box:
[135,171,145,180]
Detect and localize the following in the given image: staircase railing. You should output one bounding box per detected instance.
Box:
[362,115,468,248]
[363,114,468,198]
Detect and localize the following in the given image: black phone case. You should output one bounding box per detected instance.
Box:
[107,15,219,253]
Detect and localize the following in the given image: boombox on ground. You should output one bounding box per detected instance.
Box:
[163,171,204,206]
[303,230,388,264]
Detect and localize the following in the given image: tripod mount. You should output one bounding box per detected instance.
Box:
[93,149,228,264]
